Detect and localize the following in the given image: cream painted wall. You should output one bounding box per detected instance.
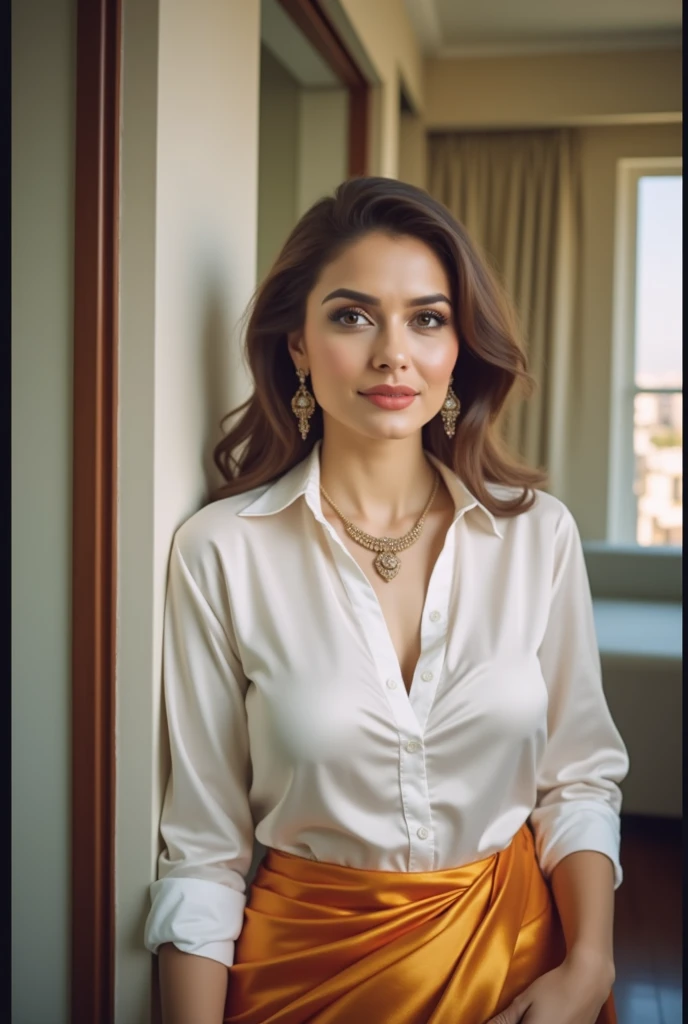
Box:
[117,5,423,1013]
[257,49,348,279]
[257,47,300,283]
[297,88,349,216]
[333,0,424,176]
[398,108,427,189]
[567,122,683,539]
[424,49,682,130]
[116,0,260,1019]
[11,1,75,1022]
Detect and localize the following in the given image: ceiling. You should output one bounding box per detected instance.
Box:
[403,0,682,58]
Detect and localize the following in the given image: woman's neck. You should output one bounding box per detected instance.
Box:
[318,429,441,533]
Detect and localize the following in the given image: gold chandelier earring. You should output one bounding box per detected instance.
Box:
[440,375,461,438]
[291,367,316,440]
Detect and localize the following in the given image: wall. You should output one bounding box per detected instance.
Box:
[326,0,424,176]
[257,49,349,283]
[424,49,682,130]
[257,47,300,282]
[398,107,427,188]
[296,88,349,216]
[569,121,683,539]
[116,0,260,1019]
[11,0,75,1021]
[258,0,426,274]
[116,4,424,1016]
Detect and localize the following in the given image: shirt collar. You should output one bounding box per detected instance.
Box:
[237,439,504,539]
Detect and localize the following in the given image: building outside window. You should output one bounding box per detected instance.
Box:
[609,161,682,547]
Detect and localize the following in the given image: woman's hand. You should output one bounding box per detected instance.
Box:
[485,949,615,1024]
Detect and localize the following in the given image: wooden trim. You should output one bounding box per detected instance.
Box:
[71,0,120,1022]
[347,84,368,178]
[275,0,369,175]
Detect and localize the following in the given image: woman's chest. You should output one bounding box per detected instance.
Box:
[229,508,554,734]
[332,505,455,694]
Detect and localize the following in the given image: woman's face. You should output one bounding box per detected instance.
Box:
[288,231,459,443]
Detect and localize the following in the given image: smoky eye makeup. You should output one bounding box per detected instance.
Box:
[326,305,371,326]
[326,305,451,329]
[413,309,450,328]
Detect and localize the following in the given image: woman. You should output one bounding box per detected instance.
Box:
[144,177,629,1024]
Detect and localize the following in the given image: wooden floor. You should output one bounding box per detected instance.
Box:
[612,815,682,1024]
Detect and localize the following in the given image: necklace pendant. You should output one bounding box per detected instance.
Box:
[374,549,401,581]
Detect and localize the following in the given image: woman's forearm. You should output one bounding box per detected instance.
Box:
[549,849,616,984]
[158,943,229,1024]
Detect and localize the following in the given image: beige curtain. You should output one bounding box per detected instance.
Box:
[427,129,582,499]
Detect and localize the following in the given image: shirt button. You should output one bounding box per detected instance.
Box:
[386,678,398,689]
[421,670,434,682]
[417,826,429,840]
[429,610,441,622]
[406,740,421,753]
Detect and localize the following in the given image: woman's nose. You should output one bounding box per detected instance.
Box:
[371,320,409,369]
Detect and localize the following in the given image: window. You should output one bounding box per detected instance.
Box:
[609,160,682,547]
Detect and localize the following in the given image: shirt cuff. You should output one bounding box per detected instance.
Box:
[144,876,247,968]
[530,802,623,890]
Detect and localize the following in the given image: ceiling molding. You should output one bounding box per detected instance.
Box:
[436,30,682,60]
[426,113,682,132]
[402,0,681,59]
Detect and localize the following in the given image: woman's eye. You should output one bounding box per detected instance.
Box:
[414,310,448,329]
[328,307,449,329]
[329,307,370,327]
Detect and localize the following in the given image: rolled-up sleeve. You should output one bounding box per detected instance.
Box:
[143,531,254,967]
[529,506,630,890]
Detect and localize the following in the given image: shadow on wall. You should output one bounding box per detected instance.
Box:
[201,277,238,493]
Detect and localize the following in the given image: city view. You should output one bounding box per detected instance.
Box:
[634,383,682,546]
[632,175,682,547]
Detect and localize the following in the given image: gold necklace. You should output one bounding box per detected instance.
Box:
[319,470,440,581]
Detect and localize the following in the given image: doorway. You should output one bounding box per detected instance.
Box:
[257,0,369,281]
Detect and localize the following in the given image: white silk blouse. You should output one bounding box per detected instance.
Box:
[143,438,629,969]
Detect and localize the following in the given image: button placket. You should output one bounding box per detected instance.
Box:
[316,482,453,872]
[408,530,455,733]
[400,733,434,871]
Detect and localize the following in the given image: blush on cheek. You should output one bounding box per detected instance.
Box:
[418,352,459,386]
[315,343,365,388]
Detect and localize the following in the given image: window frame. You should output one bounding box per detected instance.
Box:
[608,157,683,547]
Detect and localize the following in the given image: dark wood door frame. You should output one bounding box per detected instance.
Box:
[71,0,121,1021]
[275,0,369,176]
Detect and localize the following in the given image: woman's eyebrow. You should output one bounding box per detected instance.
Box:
[321,288,452,307]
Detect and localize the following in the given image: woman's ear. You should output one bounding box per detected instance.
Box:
[286,329,306,364]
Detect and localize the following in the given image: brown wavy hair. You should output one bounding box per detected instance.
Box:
[211,176,548,516]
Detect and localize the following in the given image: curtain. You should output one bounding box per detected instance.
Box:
[427,129,582,499]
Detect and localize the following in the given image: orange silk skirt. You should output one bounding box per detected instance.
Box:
[224,822,616,1024]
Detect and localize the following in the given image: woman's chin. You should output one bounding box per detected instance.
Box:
[321,406,433,443]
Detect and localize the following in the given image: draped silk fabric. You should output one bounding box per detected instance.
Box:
[225,823,616,1024]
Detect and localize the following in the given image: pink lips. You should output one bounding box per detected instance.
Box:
[360,385,418,396]
[360,393,417,410]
